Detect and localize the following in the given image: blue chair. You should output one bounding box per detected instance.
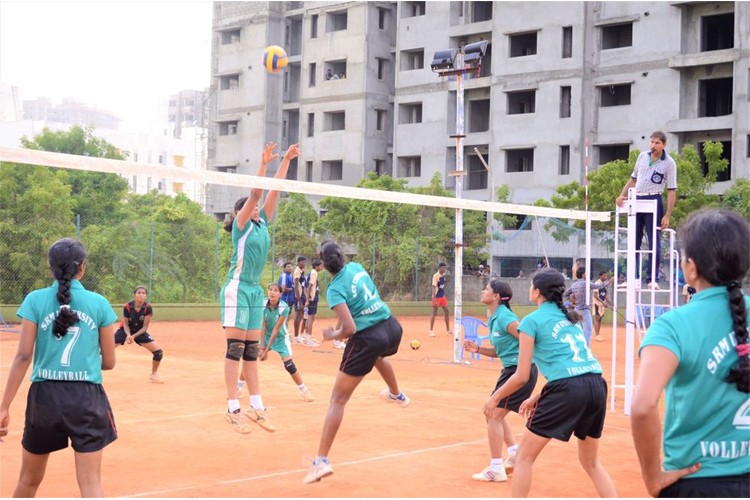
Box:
[460,316,490,361]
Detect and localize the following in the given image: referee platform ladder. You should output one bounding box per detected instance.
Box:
[610,188,680,415]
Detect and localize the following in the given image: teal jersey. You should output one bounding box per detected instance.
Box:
[326,262,391,331]
[488,305,521,367]
[17,280,118,385]
[640,287,750,478]
[226,210,270,284]
[518,302,602,382]
[262,297,290,342]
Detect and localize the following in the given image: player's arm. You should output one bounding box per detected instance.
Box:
[263,143,301,222]
[631,345,699,496]
[307,273,317,302]
[99,323,116,370]
[323,304,356,341]
[661,189,676,230]
[431,274,438,299]
[237,143,278,229]
[0,319,38,440]
[484,332,534,416]
[505,320,520,340]
[132,313,151,339]
[264,316,286,354]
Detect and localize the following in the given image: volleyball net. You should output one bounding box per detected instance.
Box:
[0,146,611,312]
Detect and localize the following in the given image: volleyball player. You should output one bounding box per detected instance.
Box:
[304,240,410,484]
[463,280,538,482]
[0,238,118,497]
[304,258,324,345]
[484,268,617,497]
[632,209,750,497]
[220,142,300,434]
[429,262,450,337]
[114,285,164,383]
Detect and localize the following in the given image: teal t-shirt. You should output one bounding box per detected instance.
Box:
[640,286,750,478]
[518,302,602,382]
[262,297,290,347]
[326,262,391,331]
[17,280,118,385]
[488,305,521,367]
[226,209,270,284]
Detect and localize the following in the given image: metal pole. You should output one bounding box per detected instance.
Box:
[453,59,465,364]
[414,236,419,302]
[584,137,591,311]
[149,221,154,300]
[75,214,80,240]
[372,233,376,282]
[271,224,276,283]
[474,148,493,263]
[215,221,220,301]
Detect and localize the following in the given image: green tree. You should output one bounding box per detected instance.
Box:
[722,178,750,219]
[270,193,319,262]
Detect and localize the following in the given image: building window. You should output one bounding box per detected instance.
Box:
[509,32,537,57]
[322,160,343,181]
[699,141,732,182]
[216,166,237,174]
[286,158,298,180]
[173,155,185,167]
[306,161,313,182]
[221,29,241,45]
[309,62,316,87]
[219,121,238,136]
[310,14,318,38]
[471,1,492,22]
[466,154,488,190]
[562,26,572,58]
[327,10,348,32]
[399,102,422,124]
[747,135,750,158]
[560,86,572,118]
[399,156,421,177]
[377,57,388,80]
[699,78,733,117]
[400,49,425,71]
[559,146,570,175]
[506,149,534,172]
[507,90,536,114]
[325,60,347,79]
[702,13,734,51]
[600,84,632,107]
[505,214,529,230]
[220,74,240,90]
[469,99,490,132]
[307,113,314,137]
[403,1,425,18]
[601,23,632,50]
[375,159,385,175]
[323,111,346,131]
[376,109,387,131]
[598,144,630,165]
[378,7,387,29]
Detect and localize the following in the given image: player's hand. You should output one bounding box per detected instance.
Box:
[519,395,540,418]
[126,335,134,344]
[321,327,336,341]
[260,349,268,361]
[643,464,701,497]
[660,214,670,231]
[463,340,478,353]
[616,195,625,208]
[284,143,301,161]
[482,397,498,417]
[261,142,279,164]
[0,408,9,442]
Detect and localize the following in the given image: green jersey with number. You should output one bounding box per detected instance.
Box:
[326,262,390,331]
[17,280,118,385]
[488,305,521,367]
[640,287,750,478]
[518,302,602,382]
[227,210,270,284]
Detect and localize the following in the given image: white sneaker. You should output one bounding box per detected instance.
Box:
[332,340,346,349]
[471,465,508,482]
[504,454,516,472]
[303,460,334,484]
[225,410,251,434]
[379,388,411,408]
[429,331,436,337]
[647,281,661,290]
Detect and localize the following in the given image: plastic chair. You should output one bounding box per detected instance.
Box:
[460,316,490,361]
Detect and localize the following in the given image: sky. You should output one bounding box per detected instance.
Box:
[0,0,213,126]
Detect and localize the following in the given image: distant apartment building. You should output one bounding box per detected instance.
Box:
[208,1,749,274]
[167,89,210,138]
[0,83,23,121]
[23,97,122,130]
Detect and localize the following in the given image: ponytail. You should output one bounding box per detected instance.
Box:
[532,268,579,324]
[48,239,86,339]
[724,281,749,393]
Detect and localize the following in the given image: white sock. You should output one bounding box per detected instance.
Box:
[250,394,264,410]
[298,383,307,392]
[388,391,400,399]
[507,445,518,456]
[314,456,329,465]
[227,399,241,413]
[490,458,503,470]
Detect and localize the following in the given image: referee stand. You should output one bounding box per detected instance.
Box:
[611,188,680,415]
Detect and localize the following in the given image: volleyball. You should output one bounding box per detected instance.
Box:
[262,45,288,73]
[410,339,421,350]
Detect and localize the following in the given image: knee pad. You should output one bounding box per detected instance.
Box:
[283,359,298,375]
[226,339,245,361]
[152,349,164,361]
[242,340,259,361]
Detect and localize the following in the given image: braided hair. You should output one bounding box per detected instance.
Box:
[679,209,750,393]
[532,268,579,324]
[48,238,87,339]
[320,240,345,275]
[224,196,248,233]
[489,279,513,311]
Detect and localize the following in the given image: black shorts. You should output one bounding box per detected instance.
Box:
[658,473,750,498]
[307,300,319,315]
[492,364,539,413]
[340,315,402,377]
[526,372,607,442]
[115,327,154,345]
[294,295,306,310]
[23,381,117,454]
[593,303,606,318]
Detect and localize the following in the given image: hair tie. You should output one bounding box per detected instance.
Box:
[59,305,70,311]
[500,297,511,301]
[736,343,750,357]
[727,280,742,289]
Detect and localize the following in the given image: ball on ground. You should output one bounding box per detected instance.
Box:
[410,339,420,350]
[262,45,288,73]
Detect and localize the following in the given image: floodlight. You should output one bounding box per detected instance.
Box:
[431,49,457,71]
[463,40,488,67]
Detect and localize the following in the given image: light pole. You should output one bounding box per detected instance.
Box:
[431,41,488,364]
[474,147,494,270]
